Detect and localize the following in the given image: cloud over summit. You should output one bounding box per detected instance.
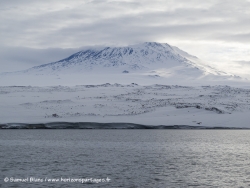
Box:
[0,0,250,72]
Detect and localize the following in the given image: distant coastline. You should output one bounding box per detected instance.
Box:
[0,122,248,129]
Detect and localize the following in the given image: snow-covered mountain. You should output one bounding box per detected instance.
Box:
[0,42,245,86]
[17,42,231,76]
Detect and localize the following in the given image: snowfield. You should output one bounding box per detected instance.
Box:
[0,83,250,128]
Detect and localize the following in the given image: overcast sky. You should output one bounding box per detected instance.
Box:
[1,0,250,75]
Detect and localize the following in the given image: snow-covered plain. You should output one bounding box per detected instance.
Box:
[0,84,250,128]
[0,42,249,128]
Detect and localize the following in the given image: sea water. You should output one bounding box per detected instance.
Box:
[1,130,250,187]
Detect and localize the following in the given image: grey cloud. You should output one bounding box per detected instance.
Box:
[0,46,82,72]
[234,61,250,65]
[0,0,250,71]
[48,11,247,46]
[1,0,250,47]
[216,33,250,43]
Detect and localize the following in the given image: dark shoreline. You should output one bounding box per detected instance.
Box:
[0,122,248,129]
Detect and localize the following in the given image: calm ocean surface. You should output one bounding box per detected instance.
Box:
[1,130,250,188]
